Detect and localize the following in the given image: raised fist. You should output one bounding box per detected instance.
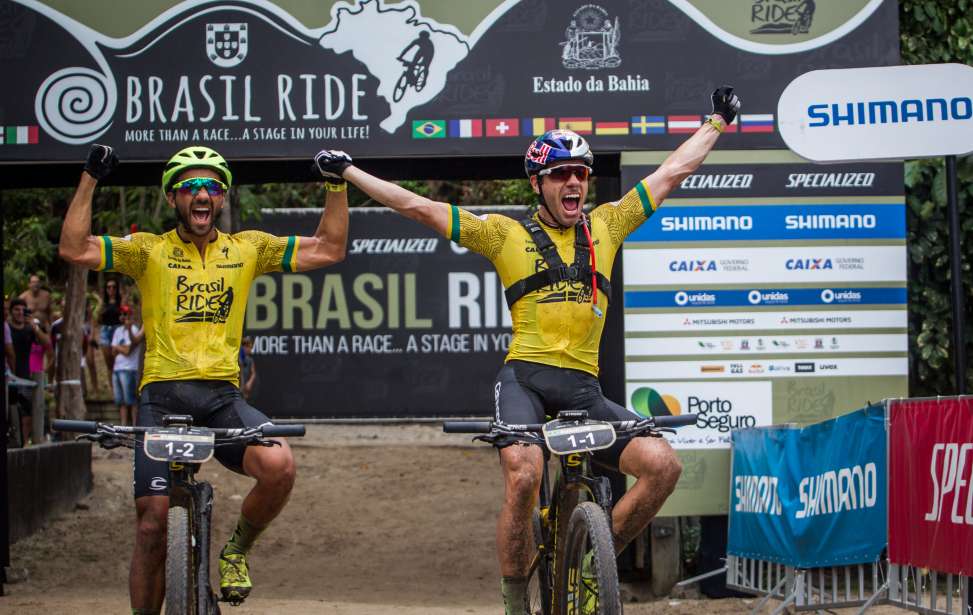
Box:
[313,149,352,180]
[711,86,741,126]
[84,144,118,181]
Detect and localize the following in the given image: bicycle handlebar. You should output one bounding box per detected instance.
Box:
[443,414,698,435]
[52,419,306,440]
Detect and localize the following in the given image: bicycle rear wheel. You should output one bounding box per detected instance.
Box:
[556,501,621,615]
[166,505,196,615]
[527,509,553,615]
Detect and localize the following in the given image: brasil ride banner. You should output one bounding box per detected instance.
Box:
[728,405,886,568]
[888,397,973,577]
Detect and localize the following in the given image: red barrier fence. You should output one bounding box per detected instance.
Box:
[888,397,973,577]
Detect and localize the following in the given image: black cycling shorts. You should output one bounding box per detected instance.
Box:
[133,380,272,499]
[493,360,641,469]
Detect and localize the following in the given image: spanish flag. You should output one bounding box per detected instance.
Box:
[558,117,593,134]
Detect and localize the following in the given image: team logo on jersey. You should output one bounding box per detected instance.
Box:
[172,247,184,258]
[206,23,248,68]
[173,275,234,324]
[560,5,621,70]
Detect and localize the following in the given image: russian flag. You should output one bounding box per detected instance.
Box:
[448,119,482,138]
[741,114,774,133]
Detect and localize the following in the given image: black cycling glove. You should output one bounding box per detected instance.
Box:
[711,86,741,126]
[84,144,118,181]
[313,149,352,180]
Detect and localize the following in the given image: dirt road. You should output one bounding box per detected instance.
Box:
[2,425,900,614]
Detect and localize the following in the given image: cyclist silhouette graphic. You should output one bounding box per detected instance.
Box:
[393,30,434,102]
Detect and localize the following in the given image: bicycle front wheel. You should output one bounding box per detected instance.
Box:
[165,505,196,615]
[556,501,621,615]
[527,508,553,615]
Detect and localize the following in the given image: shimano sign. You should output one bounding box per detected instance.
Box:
[778,63,973,161]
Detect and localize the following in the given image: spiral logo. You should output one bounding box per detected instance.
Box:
[35,67,116,145]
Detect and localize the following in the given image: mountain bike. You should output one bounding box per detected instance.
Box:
[53,416,305,615]
[444,410,696,615]
[392,57,429,102]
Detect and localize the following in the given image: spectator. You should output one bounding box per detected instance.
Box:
[19,273,52,325]
[111,305,142,426]
[97,278,122,388]
[7,297,49,445]
[28,316,52,443]
[4,302,14,372]
[239,336,257,400]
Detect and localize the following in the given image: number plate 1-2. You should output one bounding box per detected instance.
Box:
[542,421,616,455]
[144,428,216,462]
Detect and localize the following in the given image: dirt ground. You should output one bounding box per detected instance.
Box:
[3,425,905,614]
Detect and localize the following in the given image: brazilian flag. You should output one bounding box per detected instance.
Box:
[412,120,446,139]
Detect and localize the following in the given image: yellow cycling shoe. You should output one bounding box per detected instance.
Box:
[219,547,252,604]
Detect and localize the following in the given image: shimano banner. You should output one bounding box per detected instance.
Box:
[241,207,527,419]
[727,405,887,567]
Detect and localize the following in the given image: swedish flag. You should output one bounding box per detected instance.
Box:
[412,120,446,139]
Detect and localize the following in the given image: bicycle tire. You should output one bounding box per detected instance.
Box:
[527,508,553,615]
[556,501,621,615]
[166,505,195,615]
[392,71,408,102]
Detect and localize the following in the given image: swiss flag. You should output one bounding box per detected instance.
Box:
[485,118,520,137]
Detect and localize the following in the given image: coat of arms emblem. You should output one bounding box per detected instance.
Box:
[561,5,620,70]
[206,23,248,68]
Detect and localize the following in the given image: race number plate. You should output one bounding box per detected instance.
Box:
[144,427,216,463]
[542,420,616,455]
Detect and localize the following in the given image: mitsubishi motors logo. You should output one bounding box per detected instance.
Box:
[207,23,248,67]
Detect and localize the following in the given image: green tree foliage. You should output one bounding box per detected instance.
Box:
[900,0,973,394]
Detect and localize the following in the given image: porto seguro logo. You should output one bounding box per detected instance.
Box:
[630,387,682,419]
[561,5,620,69]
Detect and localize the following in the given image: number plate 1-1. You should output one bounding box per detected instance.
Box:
[144,428,216,462]
[542,420,616,455]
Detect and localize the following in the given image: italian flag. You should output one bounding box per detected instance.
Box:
[4,126,39,144]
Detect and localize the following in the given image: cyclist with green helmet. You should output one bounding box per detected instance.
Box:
[59,144,351,613]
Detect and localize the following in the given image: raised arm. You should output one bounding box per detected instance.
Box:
[59,145,119,268]
[314,149,450,237]
[291,150,352,271]
[645,87,741,206]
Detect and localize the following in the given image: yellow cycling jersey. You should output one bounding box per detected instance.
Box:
[445,180,657,376]
[96,229,299,389]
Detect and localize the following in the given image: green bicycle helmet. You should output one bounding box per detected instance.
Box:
[161,146,233,193]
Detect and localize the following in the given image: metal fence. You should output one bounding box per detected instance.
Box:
[888,564,972,615]
[726,555,887,614]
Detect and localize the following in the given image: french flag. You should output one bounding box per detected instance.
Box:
[448,119,483,138]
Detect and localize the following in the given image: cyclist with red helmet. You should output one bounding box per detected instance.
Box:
[59,145,350,613]
[316,87,740,614]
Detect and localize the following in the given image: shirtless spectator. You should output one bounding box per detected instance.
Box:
[19,274,52,325]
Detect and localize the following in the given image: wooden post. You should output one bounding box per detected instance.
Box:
[650,517,681,596]
[55,264,88,421]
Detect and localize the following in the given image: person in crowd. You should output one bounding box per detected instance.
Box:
[19,273,52,325]
[7,297,50,445]
[98,277,123,384]
[110,305,142,426]
[59,143,349,612]
[239,336,257,400]
[321,86,741,614]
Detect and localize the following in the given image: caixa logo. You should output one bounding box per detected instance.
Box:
[786,258,832,270]
[669,260,718,272]
[807,96,973,127]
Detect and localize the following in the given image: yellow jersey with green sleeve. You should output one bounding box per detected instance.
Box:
[443,180,657,376]
[95,228,299,388]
